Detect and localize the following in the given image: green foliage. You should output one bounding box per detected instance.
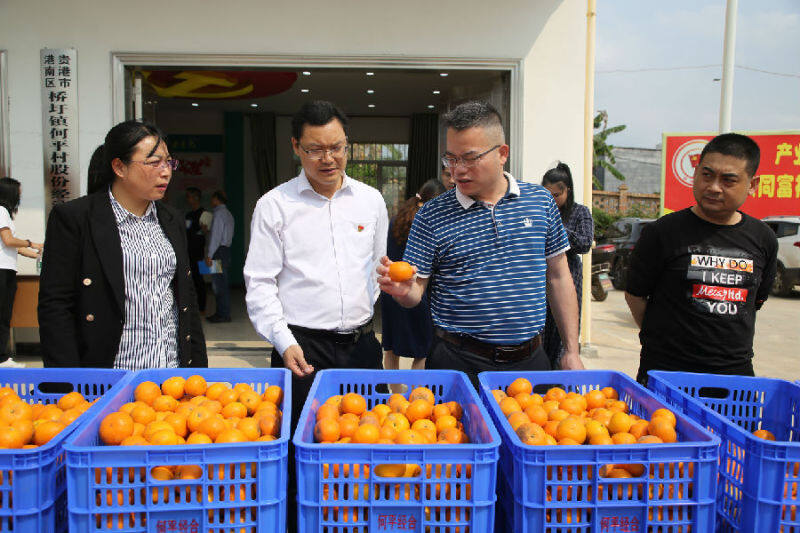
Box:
[592,204,658,239]
[593,110,627,190]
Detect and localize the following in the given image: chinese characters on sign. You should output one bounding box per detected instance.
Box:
[662,132,800,218]
[600,515,640,532]
[377,513,418,530]
[40,48,79,220]
[154,518,200,533]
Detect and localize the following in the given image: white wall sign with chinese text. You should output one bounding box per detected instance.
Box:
[41,48,79,219]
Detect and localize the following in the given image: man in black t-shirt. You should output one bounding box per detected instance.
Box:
[185,187,208,313]
[625,133,778,385]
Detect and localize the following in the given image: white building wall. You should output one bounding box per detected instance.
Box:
[1,0,587,275]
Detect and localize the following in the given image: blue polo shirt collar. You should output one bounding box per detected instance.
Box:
[455,172,520,209]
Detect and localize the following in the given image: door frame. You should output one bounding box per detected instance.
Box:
[110,53,525,177]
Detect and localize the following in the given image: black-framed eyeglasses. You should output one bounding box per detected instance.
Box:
[441,145,501,168]
[131,158,180,171]
[299,143,348,160]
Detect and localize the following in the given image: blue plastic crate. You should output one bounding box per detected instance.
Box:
[478,370,719,533]
[64,368,291,533]
[293,369,500,533]
[648,371,800,532]
[0,367,129,533]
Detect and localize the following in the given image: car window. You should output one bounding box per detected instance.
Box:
[778,223,799,238]
[766,222,780,235]
[630,222,650,241]
[605,221,632,240]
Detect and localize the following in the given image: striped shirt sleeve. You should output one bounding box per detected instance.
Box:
[402,208,436,278]
[544,195,570,258]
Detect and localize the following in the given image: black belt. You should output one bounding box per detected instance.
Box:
[289,319,373,345]
[435,328,541,363]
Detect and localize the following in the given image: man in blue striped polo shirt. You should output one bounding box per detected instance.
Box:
[378,101,584,386]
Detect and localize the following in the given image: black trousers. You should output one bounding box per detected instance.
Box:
[189,256,206,313]
[425,335,551,391]
[270,325,382,532]
[0,270,16,360]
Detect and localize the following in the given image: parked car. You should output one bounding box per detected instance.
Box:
[596,217,655,290]
[763,216,800,296]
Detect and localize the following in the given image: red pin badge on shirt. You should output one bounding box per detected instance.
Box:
[357,225,364,232]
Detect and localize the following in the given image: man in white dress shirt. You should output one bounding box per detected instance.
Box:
[244,101,388,426]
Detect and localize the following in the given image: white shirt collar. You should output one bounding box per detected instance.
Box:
[297,168,352,197]
[455,172,520,209]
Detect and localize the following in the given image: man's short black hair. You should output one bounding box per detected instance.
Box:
[185,187,201,200]
[443,101,504,138]
[212,190,227,204]
[699,133,761,177]
[291,101,349,140]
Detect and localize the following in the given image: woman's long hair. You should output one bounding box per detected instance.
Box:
[542,162,575,222]
[391,179,446,248]
[0,177,21,218]
[97,120,166,190]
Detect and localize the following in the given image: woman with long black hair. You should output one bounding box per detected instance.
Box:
[541,162,594,368]
[38,120,207,369]
[0,177,43,367]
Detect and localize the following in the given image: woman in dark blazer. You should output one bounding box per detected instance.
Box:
[38,120,207,369]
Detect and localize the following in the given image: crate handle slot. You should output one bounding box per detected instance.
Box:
[37,381,75,395]
[697,386,730,400]
[532,383,565,394]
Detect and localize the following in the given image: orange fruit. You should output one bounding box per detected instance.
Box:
[37,405,64,422]
[548,409,570,423]
[187,407,212,433]
[589,433,614,445]
[585,390,607,410]
[215,429,247,443]
[0,426,27,448]
[558,438,581,446]
[637,435,663,444]
[34,420,66,446]
[491,389,507,403]
[262,385,283,406]
[217,389,240,407]
[258,413,279,437]
[506,411,530,432]
[584,419,608,440]
[352,423,380,444]
[221,402,247,419]
[379,425,397,441]
[437,427,463,444]
[513,393,534,410]
[184,375,207,397]
[340,393,367,416]
[499,397,522,417]
[152,395,178,413]
[120,435,149,446]
[648,418,677,443]
[57,391,85,411]
[338,414,360,438]
[257,435,276,442]
[629,419,650,440]
[164,413,188,437]
[607,412,632,435]
[405,399,433,424]
[445,401,463,420]
[0,387,16,401]
[410,419,436,433]
[119,402,137,415]
[236,418,261,441]
[372,403,391,421]
[129,404,156,425]
[11,419,34,443]
[99,412,134,445]
[314,418,341,443]
[525,405,548,426]
[205,383,228,401]
[359,412,381,427]
[60,408,83,426]
[161,377,186,400]
[506,378,533,397]
[198,417,227,441]
[515,422,546,445]
[543,420,560,438]
[148,429,179,446]
[559,397,584,416]
[435,414,459,433]
[556,417,587,444]
[0,401,33,424]
[238,391,262,415]
[132,422,145,437]
[134,382,161,405]
[432,404,451,421]
[395,429,425,445]
[186,432,213,445]
[601,387,619,400]
[388,261,414,282]
[544,387,567,403]
[611,432,637,445]
[408,387,435,404]
[233,383,253,396]
[316,403,339,421]
[382,413,410,433]
[753,429,776,440]
[609,401,629,413]
[0,393,21,408]
[176,464,203,480]
[651,408,677,427]
[143,421,174,441]
[202,400,223,414]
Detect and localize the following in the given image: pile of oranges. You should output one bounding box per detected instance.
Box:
[98,376,284,447]
[491,378,679,447]
[0,386,94,449]
[313,387,468,445]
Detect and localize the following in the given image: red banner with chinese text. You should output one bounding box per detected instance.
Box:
[661,132,800,218]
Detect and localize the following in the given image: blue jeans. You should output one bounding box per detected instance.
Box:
[211,246,231,319]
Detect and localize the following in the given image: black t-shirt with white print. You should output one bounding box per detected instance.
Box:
[626,208,778,371]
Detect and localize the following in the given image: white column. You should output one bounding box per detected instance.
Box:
[719,0,738,133]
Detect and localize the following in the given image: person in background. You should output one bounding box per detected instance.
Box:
[378,101,584,389]
[440,164,454,190]
[38,120,207,369]
[185,187,208,314]
[625,133,777,386]
[0,177,43,368]
[205,189,234,323]
[541,162,594,368]
[380,179,446,380]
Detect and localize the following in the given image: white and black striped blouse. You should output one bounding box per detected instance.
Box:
[109,191,179,370]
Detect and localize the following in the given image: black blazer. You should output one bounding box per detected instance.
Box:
[38,190,208,368]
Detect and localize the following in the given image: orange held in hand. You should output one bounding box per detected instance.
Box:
[388,261,414,282]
